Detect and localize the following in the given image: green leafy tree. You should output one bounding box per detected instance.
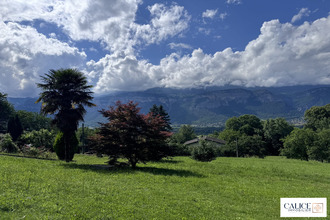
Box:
[218,129,240,156]
[281,128,316,161]
[0,133,18,153]
[263,118,294,155]
[308,129,330,162]
[92,101,171,168]
[173,125,197,144]
[0,93,15,133]
[149,104,172,131]
[237,135,266,158]
[7,114,23,141]
[16,110,52,131]
[36,68,95,161]
[220,115,265,158]
[225,114,263,136]
[304,104,330,130]
[19,129,55,150]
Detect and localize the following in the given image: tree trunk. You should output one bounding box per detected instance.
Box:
[64,132,71,162]
[129,156,137,169]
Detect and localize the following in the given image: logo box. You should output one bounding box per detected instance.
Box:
[281,198,327,217]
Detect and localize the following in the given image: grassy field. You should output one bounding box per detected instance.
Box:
[0,154,329,220]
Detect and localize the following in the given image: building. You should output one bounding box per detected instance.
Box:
[184,136,226,147]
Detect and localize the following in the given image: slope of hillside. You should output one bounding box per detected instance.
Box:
[8,85,330,127]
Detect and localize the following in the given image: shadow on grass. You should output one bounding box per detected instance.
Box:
[0,153,57,161]
[61,163,204,178]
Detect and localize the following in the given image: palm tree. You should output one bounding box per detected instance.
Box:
[36,68,95,161]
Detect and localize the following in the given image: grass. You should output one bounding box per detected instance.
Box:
[0,155,329,219]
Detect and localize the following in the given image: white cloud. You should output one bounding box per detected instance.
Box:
[226,0,242,5]
[1,1,189,56]
[0,21,86,97]
[202,9,218,19]
[220,12,228,20]
[0,0,191,97]
[168,43,192,50]
[291,8,311,23]
[87,15,330,93]
[134,3,190,46]
[1,1,330,97]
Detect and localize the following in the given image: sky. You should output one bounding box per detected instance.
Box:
[1,0,330,97]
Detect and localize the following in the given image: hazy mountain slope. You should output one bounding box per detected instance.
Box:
[8,85,330,127]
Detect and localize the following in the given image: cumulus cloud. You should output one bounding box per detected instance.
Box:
[0,21,86,97]
[0,0,191,97]
[87,15,330,93]
[1,1,330,97]
[1,1,189,55]
[202,9,218,19]
[134,3,190,46]
[291,8,311,23]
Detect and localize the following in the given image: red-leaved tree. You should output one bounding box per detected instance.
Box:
[90,101,172,168]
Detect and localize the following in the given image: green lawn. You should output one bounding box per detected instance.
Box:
[0,155,329,219]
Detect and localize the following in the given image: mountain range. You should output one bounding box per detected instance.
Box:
[8,85,330,128]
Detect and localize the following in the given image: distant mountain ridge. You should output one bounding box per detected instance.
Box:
[8,85,330,127]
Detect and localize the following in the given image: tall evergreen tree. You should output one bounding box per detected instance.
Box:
[7,114,23,141]
[149,104,172,131]
[0,92,15,133]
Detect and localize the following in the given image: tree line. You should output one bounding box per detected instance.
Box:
[1,68,329,168]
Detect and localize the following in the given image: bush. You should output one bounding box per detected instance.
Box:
[53,132,78,161]
[0,133,18,153]
[20,144,55,159]
[190,140,217,162]
[19,129,55,150]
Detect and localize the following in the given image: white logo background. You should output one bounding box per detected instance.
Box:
[281,198,327,217]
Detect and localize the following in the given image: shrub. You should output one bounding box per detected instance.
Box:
[0,133,18,153]
[19,129,55,150]
[190,140,217,162]
[53,132,78,161]
[20,144,54,159]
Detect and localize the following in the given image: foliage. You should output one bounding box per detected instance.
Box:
[53,132,78,161]
[263,118,294,155]
[220,115,265,158]
[76,126,98,153]
[171,124,197,144]
[308,129,330,162]
[190,140,217,162]
[304,103,330,130]
[36,68,95,161]
[0,92,15,133]
[149,104,172,131]
[20,144,55,159]
[226,115,263,136]
[92,101,171,168]
[16,110,52,131]
[19,129,55,150]
[281,128,315,161]
[7,114,23,141]
[166,137,190,156]
[237,135,266,158]
[0,133,18,153]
